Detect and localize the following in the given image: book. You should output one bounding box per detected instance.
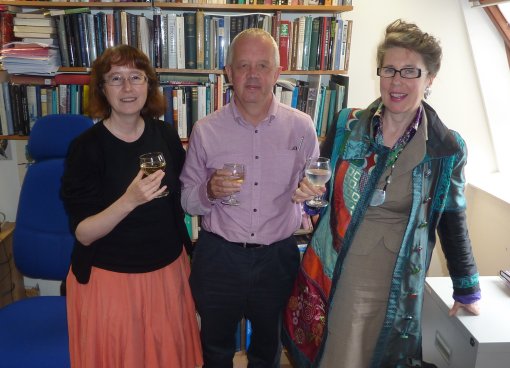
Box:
[14,18,54,27]
[48,8,90,17]
[308,17,320,71]
[15,9,49,19]
[0,84,8,136]
[167,13,177,69]
[183,12,197,69]
[196,10,205,70]
[11,32,56,39]
[278,20,291,71]
[176,15,186,70]
[0,11,14,49]
[302,16,312,71]
[329,74,349,111]
[2,82,14,135]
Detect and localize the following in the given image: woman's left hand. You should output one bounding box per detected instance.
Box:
[448,300,481,316]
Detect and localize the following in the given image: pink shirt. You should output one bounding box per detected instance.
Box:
[180,96,319,245]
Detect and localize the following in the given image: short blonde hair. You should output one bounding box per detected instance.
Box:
[227,28,280,67]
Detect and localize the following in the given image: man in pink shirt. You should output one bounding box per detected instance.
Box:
[180,28,319,368]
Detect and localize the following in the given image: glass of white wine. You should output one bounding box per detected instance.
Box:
[305,157,332,208]
[221,163,245,206]
[139,152,168,198]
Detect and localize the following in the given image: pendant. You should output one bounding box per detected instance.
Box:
[370,189,386,207]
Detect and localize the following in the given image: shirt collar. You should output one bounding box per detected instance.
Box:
[230,95,278,127]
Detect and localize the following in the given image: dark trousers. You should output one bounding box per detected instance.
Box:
[190,231,300,368]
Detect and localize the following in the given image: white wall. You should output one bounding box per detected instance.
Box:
[343,0,496,179]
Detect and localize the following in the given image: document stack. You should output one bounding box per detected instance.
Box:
[0,42,61,75]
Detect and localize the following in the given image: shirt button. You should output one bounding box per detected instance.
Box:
[255,130,258,133]
[253,209,257,212]
[254,182,258,186]
[251,233,255,237]
[255,155,259,159]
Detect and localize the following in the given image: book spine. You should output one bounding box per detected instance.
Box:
[183,12,197,69]
[2,82,14,135]
[196,11,205,70]
[152,12,162,68]
[203,15,211,70]
[278,20,291,72]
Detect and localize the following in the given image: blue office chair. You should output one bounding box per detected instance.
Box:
[0,114,93,368]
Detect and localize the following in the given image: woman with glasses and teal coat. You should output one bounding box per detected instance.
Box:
[283,19,481,368]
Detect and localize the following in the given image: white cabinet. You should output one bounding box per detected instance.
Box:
[422,276,510,368]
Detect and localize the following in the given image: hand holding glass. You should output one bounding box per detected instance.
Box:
[139,152,168,198]
[305,157,332,208]
[221,163,245,206]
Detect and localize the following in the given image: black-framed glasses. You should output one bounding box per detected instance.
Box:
[104,74,148,86]
[377,67,422,79]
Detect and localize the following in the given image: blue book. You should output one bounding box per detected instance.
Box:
[291,86,299,109]
[217,17,225,70]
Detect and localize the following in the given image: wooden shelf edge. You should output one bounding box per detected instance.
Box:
[0,135,28,140]
[0,1,352,12]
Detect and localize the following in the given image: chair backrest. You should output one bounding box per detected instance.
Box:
[13,114,93,280]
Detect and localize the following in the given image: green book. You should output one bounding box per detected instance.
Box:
[308,17,320,72]
[183,12,197,69]
[302,16,312,71]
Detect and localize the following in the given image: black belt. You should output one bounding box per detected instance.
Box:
[204,231,290,249]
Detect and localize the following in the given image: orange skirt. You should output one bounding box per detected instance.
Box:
[66,249,203,368]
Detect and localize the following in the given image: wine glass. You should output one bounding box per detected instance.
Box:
[221,163,245,206]
[139,152,169,198]
[305,157,332,208]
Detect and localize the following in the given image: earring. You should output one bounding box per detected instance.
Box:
[424,86,432,100]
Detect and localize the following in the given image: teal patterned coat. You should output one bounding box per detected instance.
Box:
[283,99,480,368]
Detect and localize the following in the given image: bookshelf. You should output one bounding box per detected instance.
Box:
[0,1,353,140]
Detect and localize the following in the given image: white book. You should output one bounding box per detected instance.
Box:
[14,18,54,27]
[197,85,207,120]
[167,13,177,69]
[137,15,151,64]
[22,37,58,46]
[281,90,293,107]
[26,85,38,131]
[275,85,282,103]
[176,15,186,70]
[176,88,187,138]
[58,85,68,114]
[296,16,306,71]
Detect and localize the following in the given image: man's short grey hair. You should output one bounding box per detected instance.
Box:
[226,28,280,67]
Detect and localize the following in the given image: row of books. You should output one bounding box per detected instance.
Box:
[0,79,88,136]
[7,8,351,73]
[279,15,352,71]
[275,74,348,137]
[0,72,348,140]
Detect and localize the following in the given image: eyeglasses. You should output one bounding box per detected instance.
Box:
[104,74,148,86]
[377,67,422,79]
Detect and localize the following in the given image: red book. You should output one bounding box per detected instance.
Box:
[278,20,291,71]
[0,11,14,49]
[54,74,90,85]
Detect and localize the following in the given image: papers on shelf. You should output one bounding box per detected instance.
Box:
[0,42,61,76]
